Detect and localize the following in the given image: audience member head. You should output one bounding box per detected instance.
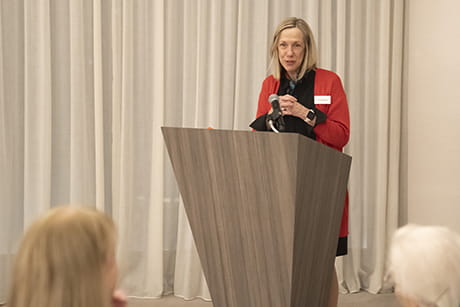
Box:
[8,205,118,307]
[388,224,460,307]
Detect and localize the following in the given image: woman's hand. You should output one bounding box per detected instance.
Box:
[279,95,316,126]
[112,289,128,307]
[279,94,304,117]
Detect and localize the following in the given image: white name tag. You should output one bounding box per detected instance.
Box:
[314,95,331,104]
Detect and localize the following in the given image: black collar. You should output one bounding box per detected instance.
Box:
[278,70,315,109]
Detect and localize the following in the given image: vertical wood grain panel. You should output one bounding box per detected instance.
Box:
[162,128,351,307]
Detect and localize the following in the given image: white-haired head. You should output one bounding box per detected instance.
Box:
[388,224,460,307]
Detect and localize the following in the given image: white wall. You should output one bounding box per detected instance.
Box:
[405,0,460,232]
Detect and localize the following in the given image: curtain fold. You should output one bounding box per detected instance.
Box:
[92,0,105,211]
[0,2,9,301]
[0,0,404,303]
[0,1,25,300]
[337,0,403,294]
[23,0,52,227]
[111,0,165,297]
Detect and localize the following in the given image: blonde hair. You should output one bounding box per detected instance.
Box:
[8,206,116,307]
[388,224,460,307]
[269,17,318,80]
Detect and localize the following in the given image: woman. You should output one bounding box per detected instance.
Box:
[7,206,127,307]
[388,224,460,307]
[250,17,350,307]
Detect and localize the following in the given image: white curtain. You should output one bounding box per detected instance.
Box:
[0,0,404,303]
[335,0,404,294]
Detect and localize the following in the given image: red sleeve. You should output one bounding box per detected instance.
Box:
[255,76,280,118]
[313,70,350,151]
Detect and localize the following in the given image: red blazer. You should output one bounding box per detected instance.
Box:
[255,68,350,237]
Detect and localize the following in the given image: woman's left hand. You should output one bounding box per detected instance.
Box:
[279,95,307,118]
[112,289,128,307]
[279,94,316,127]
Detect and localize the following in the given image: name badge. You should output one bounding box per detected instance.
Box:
[314,95,331,104]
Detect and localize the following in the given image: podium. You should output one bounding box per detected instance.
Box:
[162,127,351,307]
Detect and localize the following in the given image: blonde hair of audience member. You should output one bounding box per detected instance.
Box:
[388,224,460,307]
[8,206,118,307]
[269,17,318,81]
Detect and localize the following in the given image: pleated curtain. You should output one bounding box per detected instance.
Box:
[0,0,404,302]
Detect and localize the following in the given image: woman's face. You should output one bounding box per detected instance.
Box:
[278,27,305,79]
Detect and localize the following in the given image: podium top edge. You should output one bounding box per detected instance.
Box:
[161,126,352,160]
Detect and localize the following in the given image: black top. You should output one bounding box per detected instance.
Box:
[250,70,326,140]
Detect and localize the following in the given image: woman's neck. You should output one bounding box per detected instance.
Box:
[286,71,298,81]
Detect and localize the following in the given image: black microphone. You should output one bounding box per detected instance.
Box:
[267,94,285,132]
[269,94,282,120]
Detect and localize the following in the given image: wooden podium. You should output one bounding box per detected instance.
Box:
[162,127,351,307]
